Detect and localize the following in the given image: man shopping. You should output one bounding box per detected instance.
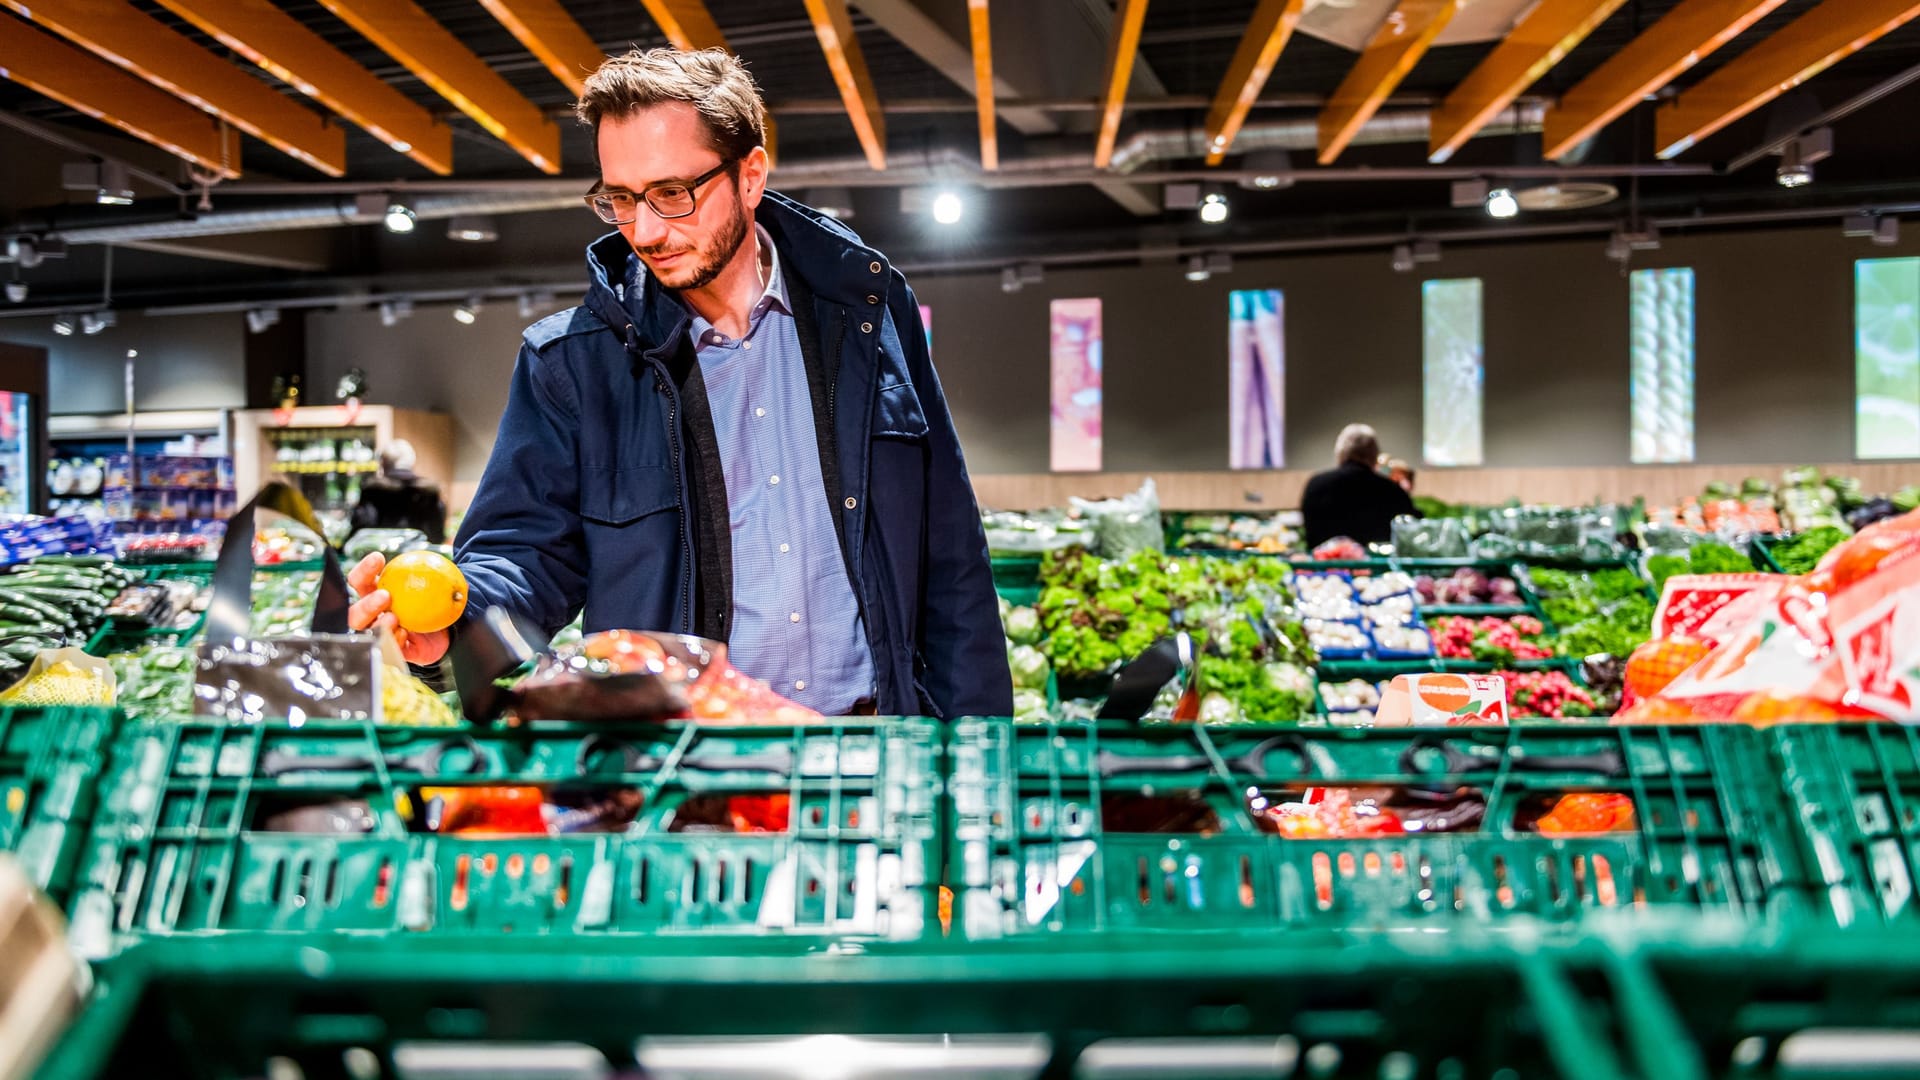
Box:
[349,47,1011,719]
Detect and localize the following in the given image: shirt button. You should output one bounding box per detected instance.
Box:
[769,475,780,486]
[845,497,857,509]
[779,543,789,553]
[795,680,807,691]
[789,612,801,623]
[869,261,881,273]
[860,322,873,333]
[756,408,766,418]
[742,341,752,351]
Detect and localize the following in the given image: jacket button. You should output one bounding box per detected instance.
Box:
[845,497,857,509]
[869,261,882,273]
[860,322,873,333]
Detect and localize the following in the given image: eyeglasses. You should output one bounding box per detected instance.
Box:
[584,160,735,224]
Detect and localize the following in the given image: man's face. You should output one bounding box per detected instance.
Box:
[598,103,766,291]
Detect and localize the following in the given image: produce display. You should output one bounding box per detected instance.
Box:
[982,509,1091,558]
[1415,567,1523,608]
[110,647,195,722]
[1427,615,1552,663]
[1498,669,1598,718]
[117,534,209,564]
[0,655,114,706]
[1765,527,1850,575]
[250,570,323,637]
[1169,513,1297,554]
[1319,678,1381,717]
[1526,567,1654,660]
[0,555,136,681]
[1644,540,1756,592]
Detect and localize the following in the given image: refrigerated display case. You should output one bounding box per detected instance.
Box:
[232,405,453,543]
[0,391,36,516]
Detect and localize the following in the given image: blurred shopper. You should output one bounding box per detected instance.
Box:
[347,48,1010,718]
[350,440,446,543]
[1301,424,1417,548]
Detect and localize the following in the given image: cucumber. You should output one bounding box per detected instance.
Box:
[0,602,64,626]
[0,594,67,623]
[30,555,111,568]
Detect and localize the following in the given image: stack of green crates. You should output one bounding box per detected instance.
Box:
[0,706,119,903]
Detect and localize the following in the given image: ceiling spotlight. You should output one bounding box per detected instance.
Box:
[1239,150,1293,191]
[378,298,414,327]
[446,215,498,243]
[246,307,281,334]
[1000,267,1022,294]
[1486,187,1519,219]
[1776,127,1832,189]
[930,191,964,226]
[1184,254,1211,283]
[6,237,40,270]
[51,314,74,336]
[384,201,417,234]
[1391,244,1414,273]
[1412,240,1441,264]
[1876,216,1901,246]
[80,311,114,335]
[1016,262,1044,285]
[452,295,482,324]
[4,281,24,304]
[1198,191,1230,225]
[810,187,855,220]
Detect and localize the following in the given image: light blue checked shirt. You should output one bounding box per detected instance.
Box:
[686,225,875,714]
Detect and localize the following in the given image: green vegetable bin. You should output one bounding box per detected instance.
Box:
[947,719,1811,939]
[0,706,120,902]
[64,717,943,956]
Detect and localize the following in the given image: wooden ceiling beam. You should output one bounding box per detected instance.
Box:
[0,16,241,178]
[1654,0,1920,158]
[638,0,729,50]
[1428,0,1627,163]
[1318,0,1459,164]
[1,0,344,175]
[477,0,606,97]
[967,0,996,169]
[313,0,562,173]
[1542,0,1790,160]
[1094,0,1151,169]
[150,0,454,175]
[1203,0,1306,165]
[802,0,886,169]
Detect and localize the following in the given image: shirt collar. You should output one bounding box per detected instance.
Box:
[753,223,789,318]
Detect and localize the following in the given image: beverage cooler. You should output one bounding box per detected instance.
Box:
[0,390,40,516]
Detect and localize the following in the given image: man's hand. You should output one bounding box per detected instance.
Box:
[347,552,452,665]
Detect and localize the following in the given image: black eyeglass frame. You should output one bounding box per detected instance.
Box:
[583,159,737,224]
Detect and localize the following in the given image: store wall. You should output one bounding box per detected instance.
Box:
[0,312,246,415]
[292,222,1918,491]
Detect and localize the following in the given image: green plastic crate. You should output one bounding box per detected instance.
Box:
[1767,723,1920,928]
[948,720,1810,938]
[0,707,119,901]
[38,929,1701,1080]
[64,717,942,954]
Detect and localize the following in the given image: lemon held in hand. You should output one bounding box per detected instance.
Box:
[377,551,469,634]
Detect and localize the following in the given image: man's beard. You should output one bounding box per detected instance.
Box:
[639,196,750,292]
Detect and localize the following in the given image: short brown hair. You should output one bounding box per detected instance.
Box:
[577,47,767,163]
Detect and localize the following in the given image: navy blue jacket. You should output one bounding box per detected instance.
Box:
[452,192,1013,719]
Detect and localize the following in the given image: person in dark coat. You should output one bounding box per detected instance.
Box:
[345,47,1010,719]
[349,440,447,543]
[1300,424,1417,549]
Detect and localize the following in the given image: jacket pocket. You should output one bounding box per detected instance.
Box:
[579,464,677,524]
[873,381,930,441]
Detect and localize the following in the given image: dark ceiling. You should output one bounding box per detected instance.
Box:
[2,0,1919,310]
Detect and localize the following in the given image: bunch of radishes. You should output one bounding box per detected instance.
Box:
[1429,615,1553,662]
[1500,670,1598,718]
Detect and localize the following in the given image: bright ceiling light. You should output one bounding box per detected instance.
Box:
[4,281,25,304]
[246,307,281,334]
[384,202,417,234]
[446,215,498,243]
[452,295,482,324]
[931,191,964,225]
[1486,187,1519,219]
[80,311,114,335]
[51,314,74,336]
[1198,192,1230,224]
[1184,254,1210,282]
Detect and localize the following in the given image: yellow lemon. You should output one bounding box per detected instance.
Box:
[378,551,468,633]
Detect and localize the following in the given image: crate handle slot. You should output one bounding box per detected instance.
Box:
[1399,736,1625,778]
[573,734,793,777]
[1096,736,1308,779]
[260,734,486,779]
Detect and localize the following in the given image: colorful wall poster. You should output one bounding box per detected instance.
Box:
[1421,278,1484,467]
[920,303,932,357]
[1857,257,1920,459]
[1228,289,1285,469]
[1629,267,1696,464]
[1050,298,1103,472]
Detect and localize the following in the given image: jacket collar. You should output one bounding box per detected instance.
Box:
[581,191,892,372]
